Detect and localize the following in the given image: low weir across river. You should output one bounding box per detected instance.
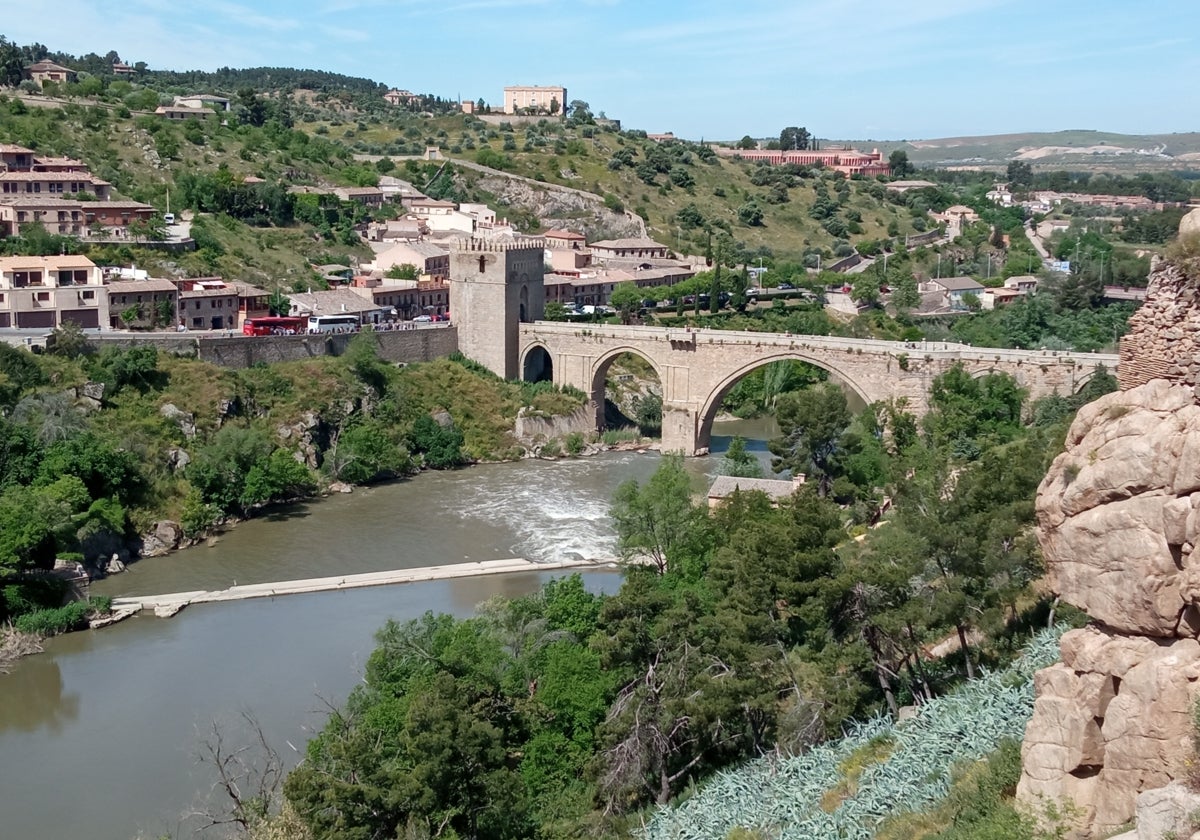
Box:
[112,557,618,616]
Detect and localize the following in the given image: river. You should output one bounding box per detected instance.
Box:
[0,417,778,840]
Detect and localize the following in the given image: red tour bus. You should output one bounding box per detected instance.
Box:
[242,316,307,336]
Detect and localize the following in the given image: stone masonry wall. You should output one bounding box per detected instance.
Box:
[1117,258,1200,391]
[86,326,459,370]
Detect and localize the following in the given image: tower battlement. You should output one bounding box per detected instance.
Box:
[451,237,546,254]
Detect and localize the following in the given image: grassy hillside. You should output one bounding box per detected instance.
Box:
[0,84,929,279]
[324,112,932,258]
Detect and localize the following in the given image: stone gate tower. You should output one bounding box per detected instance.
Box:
[450,237,546,379]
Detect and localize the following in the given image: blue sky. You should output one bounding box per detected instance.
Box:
[4,0,1197,141]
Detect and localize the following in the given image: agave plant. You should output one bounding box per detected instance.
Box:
[643,626,1065,840]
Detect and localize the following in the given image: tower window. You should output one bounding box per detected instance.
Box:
[478,255,486,273]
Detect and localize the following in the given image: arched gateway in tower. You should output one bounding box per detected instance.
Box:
[449,237,546,380]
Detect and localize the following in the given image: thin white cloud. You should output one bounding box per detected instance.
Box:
[205,1,301,32]
[318,25,372,43]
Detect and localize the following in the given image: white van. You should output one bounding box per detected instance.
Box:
[163,213,176,225]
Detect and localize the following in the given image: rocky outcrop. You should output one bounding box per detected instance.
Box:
[1038,381,1200,637]
[1020,233,1200,836]
[514,403,597,448]
[276,411,330,469]
[1131,782,1200,840]
[1019,625,1200,833]
[160,403,197,438]
[1180,207,1200,239]
[474,174,643,241]
[1020,381,1200,835]
[140,521,183,557]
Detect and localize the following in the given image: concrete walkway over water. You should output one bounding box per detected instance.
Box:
[112,557,618,617]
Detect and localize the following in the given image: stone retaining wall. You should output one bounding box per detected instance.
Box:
[85,326,459,370]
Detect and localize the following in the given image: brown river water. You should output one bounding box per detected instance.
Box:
[0,418,777,840]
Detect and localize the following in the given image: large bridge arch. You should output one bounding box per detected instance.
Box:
[589,345,666,432]
[696,353,876,455]
[588,345,667,400]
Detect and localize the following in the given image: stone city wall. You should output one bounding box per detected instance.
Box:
[85,326,459,370]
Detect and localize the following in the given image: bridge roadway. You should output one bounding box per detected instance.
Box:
[112,557,617,617]
[519,322,1120,455]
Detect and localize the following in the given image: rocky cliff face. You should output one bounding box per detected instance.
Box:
[1019,219,1200,837]
[1018,382,1200,834]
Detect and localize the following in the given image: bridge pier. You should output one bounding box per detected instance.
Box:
[661,403,702,456]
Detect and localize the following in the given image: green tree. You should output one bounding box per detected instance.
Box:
[888,149,912,178]
[769,383,852,496]
[409,414,465,469]
[779,126,812,151]
[543,301,570,321]
[720,436,764,478]
[891,271,920,312]
[634,392,662,436]
[267,288,291,316]
[240,449,316,511]
[187,426,274,514]
[385,263,419,281]
[736,135,757,150]
[851,273,881,307]
[333,421,411,484]
[1005,160,1033,187]
[609,282,642,324]
[0,485,58,577]
[609,455,701,574]
[737,201,764,227]
[923,364,1026,457]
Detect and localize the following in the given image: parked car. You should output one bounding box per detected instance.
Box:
[412,314,433,323]
[777,281,795,291]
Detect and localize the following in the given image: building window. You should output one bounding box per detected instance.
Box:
[192,317,203,328]
[81,291,94,300]
[36,291,50,301]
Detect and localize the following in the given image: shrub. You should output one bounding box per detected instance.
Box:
[565,432,585,456]
[13,599,97,637]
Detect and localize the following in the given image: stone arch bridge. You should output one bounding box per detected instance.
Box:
[519,322,1119,455]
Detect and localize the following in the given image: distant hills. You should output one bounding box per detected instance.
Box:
[839,130,1200,171]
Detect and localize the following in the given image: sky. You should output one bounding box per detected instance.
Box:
[3,0,1197,141]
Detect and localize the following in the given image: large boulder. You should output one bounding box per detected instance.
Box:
[1037,380,1200,636]
[1180,207,1200,239]
[140,520,183,557]
[160,403,196,438]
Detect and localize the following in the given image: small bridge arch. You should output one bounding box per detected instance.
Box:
[522,342,554,383]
